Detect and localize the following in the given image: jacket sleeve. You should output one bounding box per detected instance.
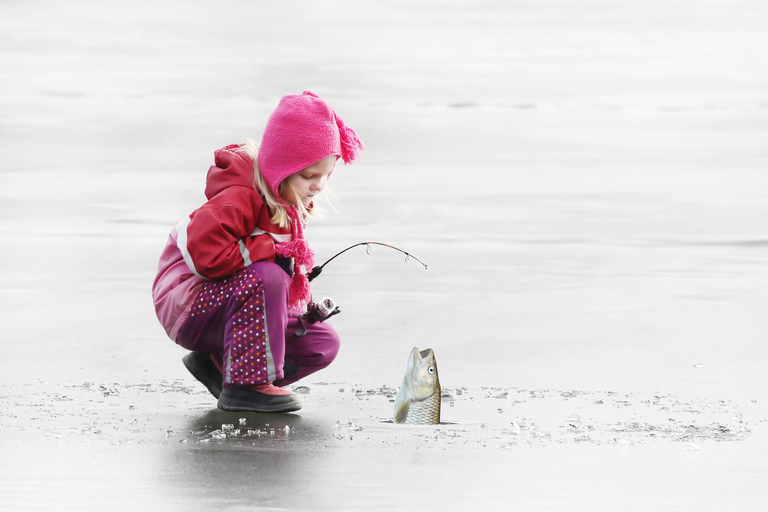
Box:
[183,204,276,280]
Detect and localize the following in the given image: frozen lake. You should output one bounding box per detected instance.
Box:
[1,1,767,510]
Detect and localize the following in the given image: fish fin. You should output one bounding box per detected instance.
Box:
[394,400,410,424]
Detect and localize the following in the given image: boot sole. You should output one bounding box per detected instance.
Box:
[217,390,302,414]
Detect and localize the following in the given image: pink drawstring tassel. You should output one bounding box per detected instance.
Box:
[287,270,312,309]
[275,217,315,310]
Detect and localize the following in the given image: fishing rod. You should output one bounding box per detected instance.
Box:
[295,242,427,337]
[306,242,428,282]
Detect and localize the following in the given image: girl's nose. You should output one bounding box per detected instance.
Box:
[312,176,327,191]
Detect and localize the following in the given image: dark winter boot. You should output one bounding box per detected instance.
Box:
[182,352,223,399]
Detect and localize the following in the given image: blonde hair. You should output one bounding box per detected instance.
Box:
[240,141,328,228]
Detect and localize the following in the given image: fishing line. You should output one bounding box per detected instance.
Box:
[307,242,428,282]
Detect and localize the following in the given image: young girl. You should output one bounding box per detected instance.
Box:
[152,91,364,413]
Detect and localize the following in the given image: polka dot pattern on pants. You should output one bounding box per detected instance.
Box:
[188,270,271,386]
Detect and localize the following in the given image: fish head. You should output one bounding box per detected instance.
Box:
[405,347,439,400]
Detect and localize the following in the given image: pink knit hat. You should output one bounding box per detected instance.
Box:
[258,90,364,200]
[258,91,364,308]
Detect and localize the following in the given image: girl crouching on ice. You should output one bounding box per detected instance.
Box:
[152,91,364,413]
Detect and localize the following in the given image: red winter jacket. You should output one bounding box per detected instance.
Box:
[152,145,291,340]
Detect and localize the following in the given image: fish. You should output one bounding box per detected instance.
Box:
[393,347,441,425]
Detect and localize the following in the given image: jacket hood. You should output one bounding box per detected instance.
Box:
[204,145,255,200]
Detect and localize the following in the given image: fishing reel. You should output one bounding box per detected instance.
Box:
[294,295,341,337]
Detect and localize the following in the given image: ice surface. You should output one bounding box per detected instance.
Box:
[2,0,768,511]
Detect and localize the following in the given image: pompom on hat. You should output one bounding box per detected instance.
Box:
[258,91,364,309]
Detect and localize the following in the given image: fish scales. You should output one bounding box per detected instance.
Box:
[404,385,441,425]
[393,347,441,425]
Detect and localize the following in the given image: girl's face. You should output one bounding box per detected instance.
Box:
[281,155,336,206]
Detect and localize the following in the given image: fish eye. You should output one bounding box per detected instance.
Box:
[428,367,434,374]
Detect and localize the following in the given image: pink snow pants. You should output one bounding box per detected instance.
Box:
[175,262,340,388]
